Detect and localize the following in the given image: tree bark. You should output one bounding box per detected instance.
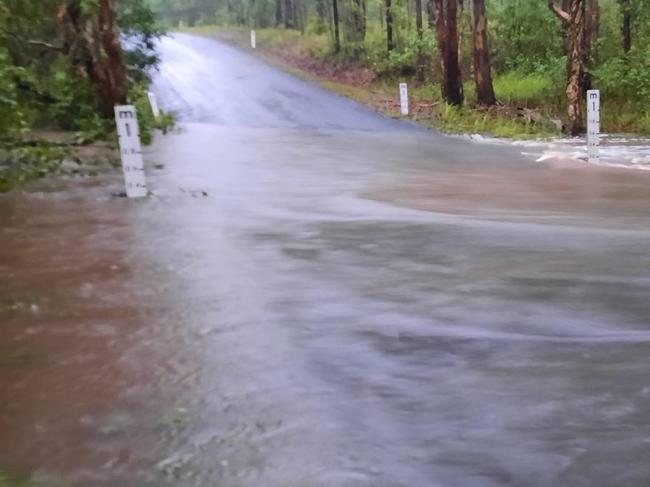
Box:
[97,0,128,110]
[415,0,424,80]
[426,0,435,30]
[457,0,465,71]
[284,0,294,28]
[58,0,129,117]
[582,0,598,93]
[332,0,340,52]
[386,0,394,51]
[275,0,283,26]
[549,0,586,135]
[620,0,632,52]
[471,0,495,106]
[351,0,367,43]
[434,0,463,105]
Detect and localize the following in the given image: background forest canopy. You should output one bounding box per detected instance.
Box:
[0,0,163,141]
[148,0,650,135]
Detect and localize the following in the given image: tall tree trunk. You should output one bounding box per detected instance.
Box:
[332,0,341,52]
[292,0,300,31]
[426,0,435,30]
[457,0,465,72]
[620,0,632,52]
[386,0,394,51]
[275,0,283,26]
[284,0,294,28]
[415,0,424,80]
[549,0,586,136]
[582,0,598,93]
[351,0,367,43]
[97,0,128,111]
[434,0,463,105]
[471,0,495,106]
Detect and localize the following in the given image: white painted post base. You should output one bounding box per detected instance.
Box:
[399,83,409,116]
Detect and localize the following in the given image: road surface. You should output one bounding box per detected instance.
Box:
[2,33,650,487]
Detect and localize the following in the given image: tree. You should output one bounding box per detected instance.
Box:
[332,0,341,52]
[275,0,282,26]
[619,0,632,52]
[58,0,129,116]
[414,0,424,79]
[385,0,394,51]
[426,0,435,30]
[434,0,463,105]
[348,0,366,45]
[284,0,294,27]
[471,0,495,106]
[548,0,587,135]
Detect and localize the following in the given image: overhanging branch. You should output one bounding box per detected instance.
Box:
[548,0,570,23]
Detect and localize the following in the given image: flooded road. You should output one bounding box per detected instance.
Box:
[2,33,650,486]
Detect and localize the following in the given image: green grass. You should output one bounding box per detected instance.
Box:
[493,71,559,107]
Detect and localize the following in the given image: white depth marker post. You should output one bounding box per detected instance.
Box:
[587,89,600,163]
[251,30,256,49]
[399,83,409,116]
[147,91,160,118]
[114,105,148,198]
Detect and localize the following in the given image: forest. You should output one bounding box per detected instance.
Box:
[147,0,650,136]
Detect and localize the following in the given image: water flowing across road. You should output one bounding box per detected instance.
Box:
[2,33,650,487]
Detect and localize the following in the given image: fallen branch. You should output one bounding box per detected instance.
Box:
[27,40,65,52]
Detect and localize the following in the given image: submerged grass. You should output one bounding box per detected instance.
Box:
[0,349,46,368]
[0,473,31,487]
[0,146,65,193]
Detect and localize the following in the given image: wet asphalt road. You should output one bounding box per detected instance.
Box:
[2,33,650,487]
[151,33,412,131]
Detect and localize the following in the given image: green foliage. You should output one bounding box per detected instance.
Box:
[493,61,565,108]
[368,30,436,78]
[131,83,175,145]
[0,146,64,192]
[489,0,563,73]
[0,0,165,142]
[0,48,28,137]
[593,46,650,105]
[118,0,166,81]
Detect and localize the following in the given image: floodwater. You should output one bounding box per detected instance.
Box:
[463,133,650,169]
[2,33,650,487]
